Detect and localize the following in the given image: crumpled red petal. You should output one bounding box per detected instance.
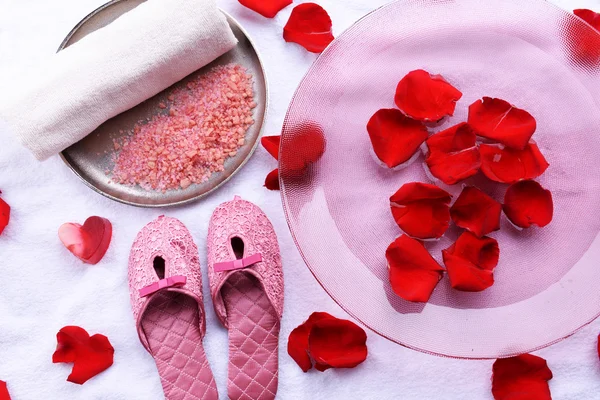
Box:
[386,235,445,302]
[503,180,553,228]
[0,197,10,236]
[281,121,326,175]
[450,186,502,237]
[283,3,334,53]
[479,142,549,184]
[261,135,281,160]
[443,232,499,292]
[0,380,10,400]
[288,312,367,372]
[574,9,600,31]
[238,0,292,18]
[58,216,112,265]
[52,326,114,385]
[264,168,280,191]
[367,108,429,168]
[390,182,452,239]
[394,70,462,122]
[425,123,481,184]
[308,317,368,370]
[492,354,553,400]
[468,97,537,150]
[288,312,336,372]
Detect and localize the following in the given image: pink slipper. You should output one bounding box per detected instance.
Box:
[208,196,284,400]
[128,216,218,400]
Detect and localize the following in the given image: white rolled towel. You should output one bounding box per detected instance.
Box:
[0,0,238,161]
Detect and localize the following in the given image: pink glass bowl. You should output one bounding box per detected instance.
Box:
[280,0,600,359]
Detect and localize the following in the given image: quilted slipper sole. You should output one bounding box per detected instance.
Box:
[222,272,280,400]
[141,292,218,400]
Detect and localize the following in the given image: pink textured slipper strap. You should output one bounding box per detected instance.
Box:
[139,275,187,297]
[214,253,262,272]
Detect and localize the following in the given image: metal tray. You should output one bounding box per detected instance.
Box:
[59,0,267,207]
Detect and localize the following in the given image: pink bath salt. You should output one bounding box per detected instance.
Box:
[111,64,255,191]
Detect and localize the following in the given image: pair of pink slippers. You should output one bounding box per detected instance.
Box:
[128,196,283,400]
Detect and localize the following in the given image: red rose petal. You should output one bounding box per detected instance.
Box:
[390,182,452,239]
[574,9,600,31]
[308,317,368,370]
[450,186,502,237]
[468,97,537,150]
[264,168,280,191]
[443,232,499,292]
[492,354,553,400]
[238,0,292,18]
[479,141,549,184]
[425,123,481,184]
[566,9,600,67]
[597,333,600,361]
[288,312,336,372]
[52,326,114,385]
[386,235,445,302]
[58,216,112,265]
[261,136,281,160]
[281,121,326,175]
[0,197,10,236]
[503,180,553,228]
[283,3,334,53]
[0,381,10,400]
[367,108,428,168]
[394,70,463,122]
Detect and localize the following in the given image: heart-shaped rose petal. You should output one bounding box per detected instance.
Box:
[58,216,112,265]
[52,326,114,385]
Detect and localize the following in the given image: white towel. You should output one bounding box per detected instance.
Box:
[0,0,237,161]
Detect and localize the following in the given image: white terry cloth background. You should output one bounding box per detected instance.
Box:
[1,0,600,399]
[0,0,237,161]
